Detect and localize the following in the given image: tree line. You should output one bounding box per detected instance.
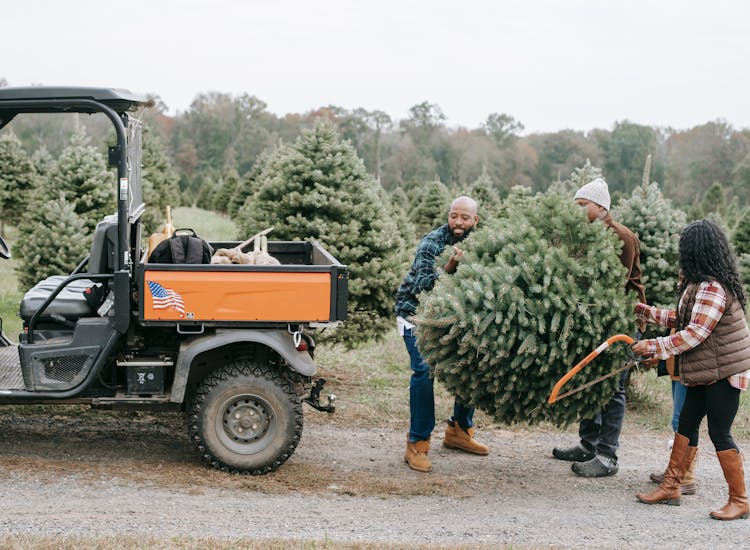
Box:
[2,85,749,213]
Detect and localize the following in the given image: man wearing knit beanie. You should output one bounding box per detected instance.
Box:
[552,177,647,477]
[574,177,611,216]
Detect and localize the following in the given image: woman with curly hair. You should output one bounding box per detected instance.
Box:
[632,219,750,520]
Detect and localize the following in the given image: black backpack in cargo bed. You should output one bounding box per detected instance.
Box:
[148,228,213,264]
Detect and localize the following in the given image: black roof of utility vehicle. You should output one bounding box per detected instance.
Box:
[0,86,149,120]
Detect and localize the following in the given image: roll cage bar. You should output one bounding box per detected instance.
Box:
[0,86,151,333]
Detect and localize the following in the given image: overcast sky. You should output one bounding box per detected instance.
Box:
[3,0,748,134]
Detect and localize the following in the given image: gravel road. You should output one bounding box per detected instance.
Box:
[0,408,747,548]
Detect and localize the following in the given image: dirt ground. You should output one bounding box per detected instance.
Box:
[0,406,747,549]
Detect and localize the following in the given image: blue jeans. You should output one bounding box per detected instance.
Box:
[671,380,688,433]
[403,328,474,442]
[578,369,628,460]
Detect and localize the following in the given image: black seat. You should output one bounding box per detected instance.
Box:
[19,277,97,320]
[19,215,117,322]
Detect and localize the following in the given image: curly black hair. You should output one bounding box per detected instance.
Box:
[678,219,746,311]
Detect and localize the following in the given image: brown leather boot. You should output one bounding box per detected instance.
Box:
[637,434,697,506]
[650,448,697,495]
[443,420,489,456]
[710,449,749,520]
[405,438,432,472]
[681,451,698,495]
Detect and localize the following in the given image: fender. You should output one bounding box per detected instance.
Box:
[170,328,315,403]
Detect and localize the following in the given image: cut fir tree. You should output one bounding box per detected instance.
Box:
[414,192,636,426]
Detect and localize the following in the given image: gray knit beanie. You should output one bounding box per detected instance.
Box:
[574,178,611,211]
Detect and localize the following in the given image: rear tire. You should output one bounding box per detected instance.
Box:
[188,359,303,474]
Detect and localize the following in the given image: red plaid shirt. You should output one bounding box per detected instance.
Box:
[635,281,750,390]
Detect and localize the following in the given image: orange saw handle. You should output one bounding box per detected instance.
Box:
[547,334,636,404]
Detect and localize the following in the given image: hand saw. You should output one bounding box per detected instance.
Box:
[547,334,641,404]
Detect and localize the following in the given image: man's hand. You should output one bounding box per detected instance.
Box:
[443,246,464,274]
[451,245,465,263]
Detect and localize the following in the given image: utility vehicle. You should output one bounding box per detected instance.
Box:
[0,87,347,474]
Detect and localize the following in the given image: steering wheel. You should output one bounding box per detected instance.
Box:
[0,235,11,260]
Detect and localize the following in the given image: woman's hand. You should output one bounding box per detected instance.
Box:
[631,340,651,358]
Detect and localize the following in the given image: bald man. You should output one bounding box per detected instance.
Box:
[396,196,489,473]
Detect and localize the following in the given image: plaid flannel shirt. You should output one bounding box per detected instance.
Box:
[395,224,458,320]
[635,281,750,390]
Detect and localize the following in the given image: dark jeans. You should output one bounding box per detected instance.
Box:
[403,327,474,442]
[579,369,628,460]
[678,378,741,452]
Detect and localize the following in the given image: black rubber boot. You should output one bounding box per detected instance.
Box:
[572,455,619,478]
[552,443,595,462]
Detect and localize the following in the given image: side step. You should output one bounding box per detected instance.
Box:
[91,392,179,411]
[0,346,25,391]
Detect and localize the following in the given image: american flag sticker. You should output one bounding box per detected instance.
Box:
[148,281,185,315]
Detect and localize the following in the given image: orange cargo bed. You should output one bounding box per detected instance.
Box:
[138,241,347,325]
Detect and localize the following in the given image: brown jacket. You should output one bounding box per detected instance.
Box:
[603,214,646,304]
[677,283,750,385]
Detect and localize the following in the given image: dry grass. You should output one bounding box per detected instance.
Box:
[625,369,673,429]
[0,455,461,499]
[311,329,497,433]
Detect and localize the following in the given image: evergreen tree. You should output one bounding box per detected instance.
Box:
[702,182,726,218]
[141,126,181,233]
[229,149,273,218]
[380,184,416,248]
[495,185,535,220]
[614,156,686,308]
[733,207,750,257]
[415,192,634,426]
[411,178,450,236]
[194,173,218,210]
[31,146,54,178]
[236,122,410,346]
[468,170,502,222]
[686,201,704,222]
[214,168,241,214]
[383,185,419,246]
[0,131,37,230]
[737,253,750,301]
[48,128,113,231]
[16,194,90,290]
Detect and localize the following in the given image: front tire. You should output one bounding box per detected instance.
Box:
[188,360,303,474]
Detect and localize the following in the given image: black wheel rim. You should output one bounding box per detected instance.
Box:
[216,393,276,455]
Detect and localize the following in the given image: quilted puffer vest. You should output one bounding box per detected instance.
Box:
[677,282,750,385]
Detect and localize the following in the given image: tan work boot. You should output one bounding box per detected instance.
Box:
[443,420,489,456]
[405,437,432,472]
[637,433,697,506]
[710,449,749,520]
[650,447,698,495]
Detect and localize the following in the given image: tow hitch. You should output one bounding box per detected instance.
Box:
[304,377,336,413]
